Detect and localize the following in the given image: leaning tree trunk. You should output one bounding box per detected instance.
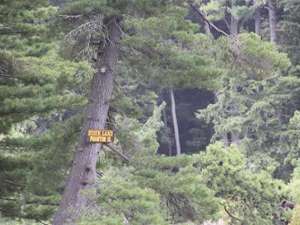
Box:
[268,0,277,43]
[53,16,121,225]
[169,88,181,155]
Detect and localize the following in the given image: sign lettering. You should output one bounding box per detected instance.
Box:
[88,129,114,143]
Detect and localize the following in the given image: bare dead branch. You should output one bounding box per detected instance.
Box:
[36,218,50,225]
[103,143,130,162]
[188,3,230,37]
[58,14,82,19]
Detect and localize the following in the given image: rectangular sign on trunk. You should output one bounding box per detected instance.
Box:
[88,129,114,143]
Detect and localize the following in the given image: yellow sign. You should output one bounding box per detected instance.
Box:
[88,129,114,143]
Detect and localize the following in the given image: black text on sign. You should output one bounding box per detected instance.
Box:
[88,129,114,143]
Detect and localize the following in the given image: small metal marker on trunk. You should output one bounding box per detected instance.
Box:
[100,66,107,73]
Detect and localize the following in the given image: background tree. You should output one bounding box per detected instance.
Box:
[0,0,90,221]
[280,0,300,64]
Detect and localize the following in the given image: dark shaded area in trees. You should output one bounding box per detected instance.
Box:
[48,0,66,7]
[158,89,215,155]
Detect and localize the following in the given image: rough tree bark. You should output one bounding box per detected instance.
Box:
[52,16,122,225]
[268,0,277,43]
[170,88,181,155]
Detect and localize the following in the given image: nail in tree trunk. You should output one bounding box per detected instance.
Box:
[53,16,121,225]
[169,88,181,155]
[254,0,261,35]
[268,0,277,43]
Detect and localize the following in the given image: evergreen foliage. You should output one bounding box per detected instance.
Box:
[0,0,91,221]
[0,0,300,224]
[280,0,300,63]
[199,143,285,225]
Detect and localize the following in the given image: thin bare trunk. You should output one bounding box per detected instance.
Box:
[268,0,277,43]
[230,16,238,35]
[53,16,121,225]
[223,133,230,146]
[202,8,211,35]
[170,88,181,155]
[255,10,261,35]
[162,107,172,156]
[231,132,240,145]
[254,4,261,35]
[204,21,211,35]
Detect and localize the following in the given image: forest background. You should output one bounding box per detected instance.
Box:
[1,0,300,224]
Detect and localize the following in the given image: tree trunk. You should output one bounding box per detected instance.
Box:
[254,3,261,35]
[169,88,181,155]
[204,21,211,35]
[231,132,240,145]
[202,8,211,36]
[230,16,238,36]
[53,16,121,225]
[268,0,277,43]
[162,107,172,156]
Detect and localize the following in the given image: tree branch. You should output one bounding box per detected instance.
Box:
[224,206,242,221]
[36,218,50,225]
[3,179,25,188]
[0,27,27,35]
[58,14,82,19]
[188,2,230,37]
[103,143,130,162]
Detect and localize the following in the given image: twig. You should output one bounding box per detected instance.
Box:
[0,197,16,201]
[36,218,50,225]
[224,205,242,221]
[58,14,82,19]
[3,179,25,187]
[0,74,13,78]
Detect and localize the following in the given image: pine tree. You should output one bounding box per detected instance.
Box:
[197,33,300,179]
[199,142,285,225]
[2,1,300,225]
[0,0,90,221]
[289,165,300,225]
[280,0,300,64]
[52,1,224,223]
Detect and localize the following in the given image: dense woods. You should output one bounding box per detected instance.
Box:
[1,0,300,224]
